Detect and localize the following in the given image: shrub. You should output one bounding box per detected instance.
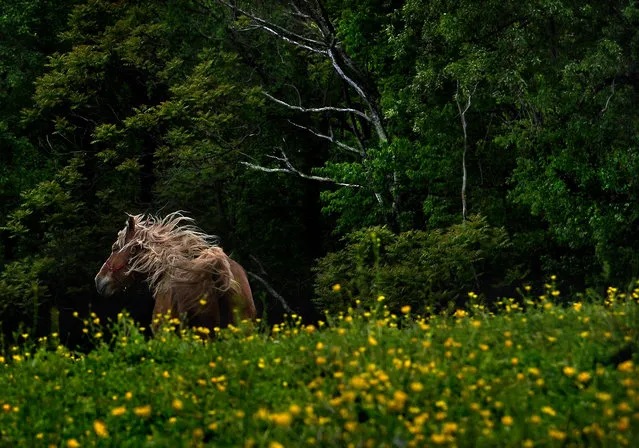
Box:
[313,215,516,315]
[0,256,53,336]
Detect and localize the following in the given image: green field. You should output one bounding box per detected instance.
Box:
[1,285,638,447]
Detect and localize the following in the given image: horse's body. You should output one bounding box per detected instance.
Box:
[94,213,256,335]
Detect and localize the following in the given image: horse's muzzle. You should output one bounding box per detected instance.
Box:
[95,275,114,297]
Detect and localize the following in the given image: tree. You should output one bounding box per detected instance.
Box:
[215,0,408,229]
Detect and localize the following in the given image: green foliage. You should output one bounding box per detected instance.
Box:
[1,0,639,332]
[0,288,637,446]
[0,257,52,313]
[0,256,53,334]
[314,215,514,315]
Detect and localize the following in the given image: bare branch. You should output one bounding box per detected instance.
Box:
[246,271,296,314]
[45,134,54,153]
[290,4,312,21]
[239,162,290,174]
[601,79,615,114]
[263,91,370,121]
[217,0,388,209]
[327,48,387,143]
[241,149,361,187]
[249,255,268,276]
[218,0,327,53]
[455,81,478,222]
[288,120,360,154]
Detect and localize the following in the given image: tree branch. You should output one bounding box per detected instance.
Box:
[263,91,370,121]
[455,81,478,222]
[246,254,297,314]
[326,48,387,143]
[287,120,360,154]
[246,271,296,314]
[601,79,615,114]
[218,0,389,210]
[218,0,327,53]
[241,149,361,187]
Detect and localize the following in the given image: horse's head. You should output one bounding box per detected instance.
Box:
[95,215,142,297]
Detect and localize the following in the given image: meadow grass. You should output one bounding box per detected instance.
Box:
[0,283,638,447]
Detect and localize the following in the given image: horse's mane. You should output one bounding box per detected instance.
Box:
[117,212,236,300]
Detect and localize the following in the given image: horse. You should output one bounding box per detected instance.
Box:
[94,212,257,335]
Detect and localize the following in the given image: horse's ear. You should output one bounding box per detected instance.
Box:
[126,216,136,239]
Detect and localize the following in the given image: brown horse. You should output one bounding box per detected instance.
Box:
[94,212,256,335]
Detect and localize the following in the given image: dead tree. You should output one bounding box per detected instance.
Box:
[217,0,395,210]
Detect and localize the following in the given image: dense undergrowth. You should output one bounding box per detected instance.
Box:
[1,283,638,447]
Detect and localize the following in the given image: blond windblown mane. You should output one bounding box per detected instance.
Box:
[116,212,236,299]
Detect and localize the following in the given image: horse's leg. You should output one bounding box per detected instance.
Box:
[219,291,234,327]
[151,292,175,335]
[175,287,221,338]
[188,305,221,338]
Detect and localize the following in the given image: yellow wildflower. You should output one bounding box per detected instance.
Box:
[596,392,612,402]
[541,406,556,417]
[344,421,357,432]
[401,305,411,314]
[67,439,80,448]
[172,399,183,411]
[93,420,109,438]
[563,366,576,377]
[442,422,458,433]
[577,371,591,383]
[134,405,152,417]
[454,309,467,318]
[618,416,630,432]
[548,429,566,440]
[350,376,368,389]
[501,415,514,426]
[270,412,292,427]
[530,415,541,424]
[617,402,631,413]
[618,360,634,373]
[331,284,341,292]
[573,302,582,312]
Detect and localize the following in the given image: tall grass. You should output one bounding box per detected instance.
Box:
[0,283,637,447]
